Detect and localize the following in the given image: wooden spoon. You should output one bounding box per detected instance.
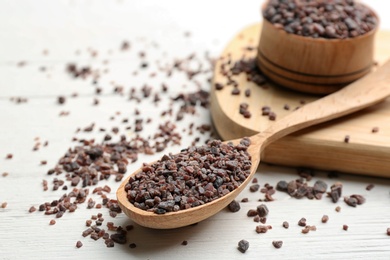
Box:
[117,60,390,229]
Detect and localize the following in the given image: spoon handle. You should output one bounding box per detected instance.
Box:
[259,59,390,145]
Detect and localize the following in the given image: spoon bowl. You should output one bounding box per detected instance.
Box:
[117,60,390,229]
[116,137,262,229]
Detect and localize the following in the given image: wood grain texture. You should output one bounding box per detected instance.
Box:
[211,23,390,178]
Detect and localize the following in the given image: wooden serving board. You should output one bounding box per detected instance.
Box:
[211,23,390,178]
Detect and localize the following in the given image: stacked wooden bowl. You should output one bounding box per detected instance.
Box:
[257,2,379,94]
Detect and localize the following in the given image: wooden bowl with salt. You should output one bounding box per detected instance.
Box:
[257,1,379,94]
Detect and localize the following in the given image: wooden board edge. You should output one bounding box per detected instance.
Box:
[263,136,390,178]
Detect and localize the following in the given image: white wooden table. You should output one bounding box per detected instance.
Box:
[1,1,390,259]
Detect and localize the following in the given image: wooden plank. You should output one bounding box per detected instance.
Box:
[211,23,390,177]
